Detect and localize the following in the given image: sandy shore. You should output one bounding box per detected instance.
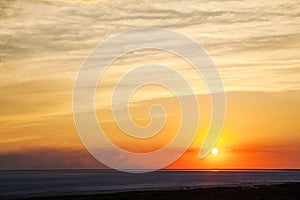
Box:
[19,183,299,200]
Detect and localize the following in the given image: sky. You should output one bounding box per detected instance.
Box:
[0,0,300,169]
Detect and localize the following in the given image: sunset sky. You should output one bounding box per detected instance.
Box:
[0,0,299,169]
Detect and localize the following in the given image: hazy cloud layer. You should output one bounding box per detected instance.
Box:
[0,0,299,119]
[1,0,299,90]
[0,148,104,169]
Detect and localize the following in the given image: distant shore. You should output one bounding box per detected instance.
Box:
[19,183,299,200]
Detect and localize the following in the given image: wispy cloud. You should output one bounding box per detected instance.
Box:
[1,0,299,92]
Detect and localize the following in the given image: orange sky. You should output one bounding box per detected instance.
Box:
[0,0,300,169]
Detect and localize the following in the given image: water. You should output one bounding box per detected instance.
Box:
[0,170,299,198]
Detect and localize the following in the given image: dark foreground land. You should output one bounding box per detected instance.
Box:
[22,183,300,200]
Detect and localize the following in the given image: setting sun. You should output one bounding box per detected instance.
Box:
[211,148,219,155]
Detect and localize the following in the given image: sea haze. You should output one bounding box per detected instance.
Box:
[0,170,299,199]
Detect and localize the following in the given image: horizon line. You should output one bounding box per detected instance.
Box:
[1,168,300,171]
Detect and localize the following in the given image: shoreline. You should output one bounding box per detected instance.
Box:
[4,182,299,200]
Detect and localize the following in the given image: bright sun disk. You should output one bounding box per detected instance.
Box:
[211,147,219,155]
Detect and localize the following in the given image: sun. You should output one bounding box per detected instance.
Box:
[211,147,219,155]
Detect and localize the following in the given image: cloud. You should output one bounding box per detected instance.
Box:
[0,135,42,144]
[0,147,105,169]
[0,146,194,170]
[1,0,299,94]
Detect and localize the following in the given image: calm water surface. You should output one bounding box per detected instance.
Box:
[0,170,299,198]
